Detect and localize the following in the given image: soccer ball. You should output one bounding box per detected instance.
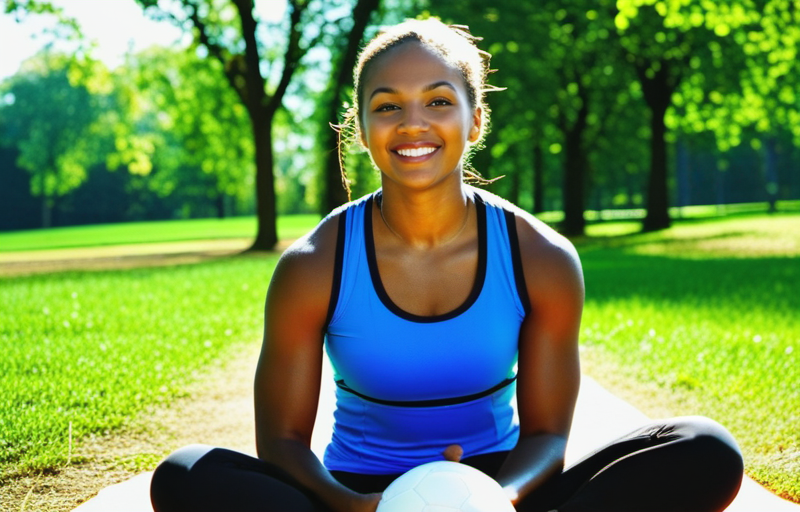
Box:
[376,461,515,512]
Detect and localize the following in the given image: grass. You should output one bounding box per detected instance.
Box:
[575,212,800,501]
[0,214,321,252]
[0,210,798,502]
[0,254,280,480]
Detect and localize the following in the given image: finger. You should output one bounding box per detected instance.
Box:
[443,444,464,462]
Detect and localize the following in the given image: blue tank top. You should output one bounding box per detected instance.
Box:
[323,187,530,474]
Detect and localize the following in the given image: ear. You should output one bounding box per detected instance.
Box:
[468,108,482,143]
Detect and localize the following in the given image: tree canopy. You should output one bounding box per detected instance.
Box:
[1,0,798,234]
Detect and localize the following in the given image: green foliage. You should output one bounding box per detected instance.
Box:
[431,0,800,228]
[0,51,110,221]
[2,0,799,230]
[436,0,645,228]
[578,213,800,499]
[112,45,255,209]
[3,0,82,38]
[616,0,800,149]
[0,255,279,476]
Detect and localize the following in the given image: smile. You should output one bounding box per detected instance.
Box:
[395,146,438,157]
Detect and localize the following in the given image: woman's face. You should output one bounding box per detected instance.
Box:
[360,41,481,191]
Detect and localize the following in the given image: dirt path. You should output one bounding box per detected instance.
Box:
[1,242,267,512]
[0,238,289,277]
[4,342,261,512]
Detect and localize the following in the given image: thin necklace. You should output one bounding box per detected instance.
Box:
[379,196,471,247]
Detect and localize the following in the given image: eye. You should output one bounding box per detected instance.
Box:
[374,103,399,113]
[429,98,453,107]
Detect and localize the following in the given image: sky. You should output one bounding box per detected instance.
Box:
[0,0,287,81]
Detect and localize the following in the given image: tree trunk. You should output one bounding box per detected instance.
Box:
[643,98,671,231]
[250,115,278,250]
[216,192,226,219]
[638,61,677,232]
[42,194,52,229]
[676,137,691,217]
[561,86,590,237]
[562,139,587,236]
[764,136,778,213]
[532,138,544,214]
[321,0,380,214]
[39,169,52,228]
[508,147,520,205]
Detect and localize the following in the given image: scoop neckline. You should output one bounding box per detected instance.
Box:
[364,192,488,323]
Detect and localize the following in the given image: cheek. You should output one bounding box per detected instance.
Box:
[362,115,396,145]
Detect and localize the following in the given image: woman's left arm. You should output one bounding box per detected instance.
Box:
[495,213,585,505]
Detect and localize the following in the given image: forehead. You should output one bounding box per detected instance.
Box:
[362,41,467,96]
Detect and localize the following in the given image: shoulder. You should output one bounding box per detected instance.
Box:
[274,192,370,277]
[267,193,370,313]
[515,209,584,309]
[266,210,344,319]
[471,187,583,304]
[277,213,341,276]
[514,209,581,277]
[471,187,579,262]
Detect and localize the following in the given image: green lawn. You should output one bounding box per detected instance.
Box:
[0,254,280,480]
[0,214,320,252]
[0,212,797,501]
[577,213,800,501]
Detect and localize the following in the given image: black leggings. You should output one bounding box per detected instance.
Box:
[150,416,743,512]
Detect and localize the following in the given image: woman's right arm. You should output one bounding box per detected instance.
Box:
[254,214,381,512]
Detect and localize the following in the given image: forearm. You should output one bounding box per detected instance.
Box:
[259,438,379,512]
[495,433,567,505]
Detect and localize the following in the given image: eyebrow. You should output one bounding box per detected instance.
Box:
[368,81,457,100]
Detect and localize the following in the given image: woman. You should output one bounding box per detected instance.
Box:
[150,18,743,512]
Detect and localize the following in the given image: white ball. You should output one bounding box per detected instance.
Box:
[376,461,515,512]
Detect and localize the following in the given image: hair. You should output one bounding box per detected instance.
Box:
[334,17,502,200]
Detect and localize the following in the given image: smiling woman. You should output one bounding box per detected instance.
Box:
[343,20,498,193]
[148,17,744,512]
[359,41,480,198]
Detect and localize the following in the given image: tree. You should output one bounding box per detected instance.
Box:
[0,51,108,227]
[435,1,633,236]
[735,0,800,211]
[613,0,764,230]
[130,0,329,249]
[116,45,255,218]
[318,0,380,213]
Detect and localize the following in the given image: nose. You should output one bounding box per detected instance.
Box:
[398,103,429,135]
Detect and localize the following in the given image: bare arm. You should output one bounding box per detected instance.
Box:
[495,213,584,504]
[254,215,381,512]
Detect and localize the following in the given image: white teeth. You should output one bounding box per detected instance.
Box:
[396,146,437,157]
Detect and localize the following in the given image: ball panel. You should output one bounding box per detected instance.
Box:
[376,488,428,512]
[415,470,470,506]
[376,460,514,512]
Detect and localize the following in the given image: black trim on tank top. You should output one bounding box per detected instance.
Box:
[323,210,348,330]
[335,375,517,408]
[503,209,532,316]
[365,192,487,323]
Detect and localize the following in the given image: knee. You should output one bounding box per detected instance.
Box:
[674,416,744,507]
[150,445,216,512]
[675,416,742,466]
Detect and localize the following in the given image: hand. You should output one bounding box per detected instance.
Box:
[443,444,464,462]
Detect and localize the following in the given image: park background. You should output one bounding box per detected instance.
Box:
[0,0,798,510]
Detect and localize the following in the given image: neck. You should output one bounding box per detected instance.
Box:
[378,182,472,249]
